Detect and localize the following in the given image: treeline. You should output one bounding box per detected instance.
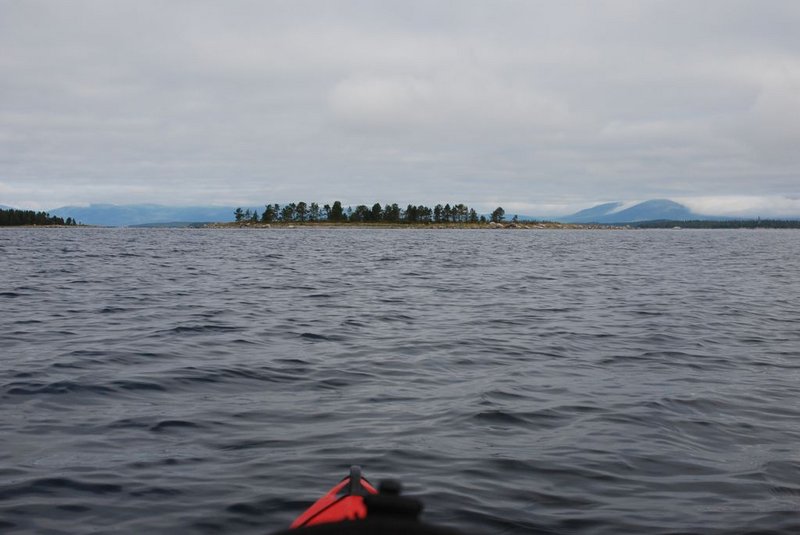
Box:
[234,201,507,224]
[0,209,78,226]
[632,219,800,229]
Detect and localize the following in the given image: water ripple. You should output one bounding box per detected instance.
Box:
[1,228,799,534]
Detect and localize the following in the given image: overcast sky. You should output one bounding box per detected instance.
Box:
[2,0,799,216]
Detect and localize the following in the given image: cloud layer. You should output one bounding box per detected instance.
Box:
[1,1,799,215]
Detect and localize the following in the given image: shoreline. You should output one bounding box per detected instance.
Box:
[204,221,629,230]
[2,222,620,230]
[5,222,796,230]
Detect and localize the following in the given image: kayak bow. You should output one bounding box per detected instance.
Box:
[290,466,378,528]
[280,466,467,535]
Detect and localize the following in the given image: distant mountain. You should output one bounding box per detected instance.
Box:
[560,202,624,223]
[49,204,241,227]
[560,199,702,224]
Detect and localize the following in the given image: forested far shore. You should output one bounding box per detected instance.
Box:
[0,209,78,226]
[234,201,508,224]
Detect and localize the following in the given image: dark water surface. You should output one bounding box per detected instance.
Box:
[1,228,799,534]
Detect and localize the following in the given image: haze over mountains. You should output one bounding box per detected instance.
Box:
[5,199,786,226]
[47,204,239,227]
[559,199,704,224]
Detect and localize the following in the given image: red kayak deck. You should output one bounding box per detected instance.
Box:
[291,467,378,528]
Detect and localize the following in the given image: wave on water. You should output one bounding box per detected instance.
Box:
[1,228,800,534]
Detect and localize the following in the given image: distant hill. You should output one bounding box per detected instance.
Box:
[560,199,704,224]
[560,202,624,223]
[49,204,242,227]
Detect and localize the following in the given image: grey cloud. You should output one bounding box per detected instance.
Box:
[1,0,799,215]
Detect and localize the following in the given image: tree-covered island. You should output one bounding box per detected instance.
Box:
[229,201,513,226]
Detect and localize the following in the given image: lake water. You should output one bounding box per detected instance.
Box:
[1,228,799,534]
